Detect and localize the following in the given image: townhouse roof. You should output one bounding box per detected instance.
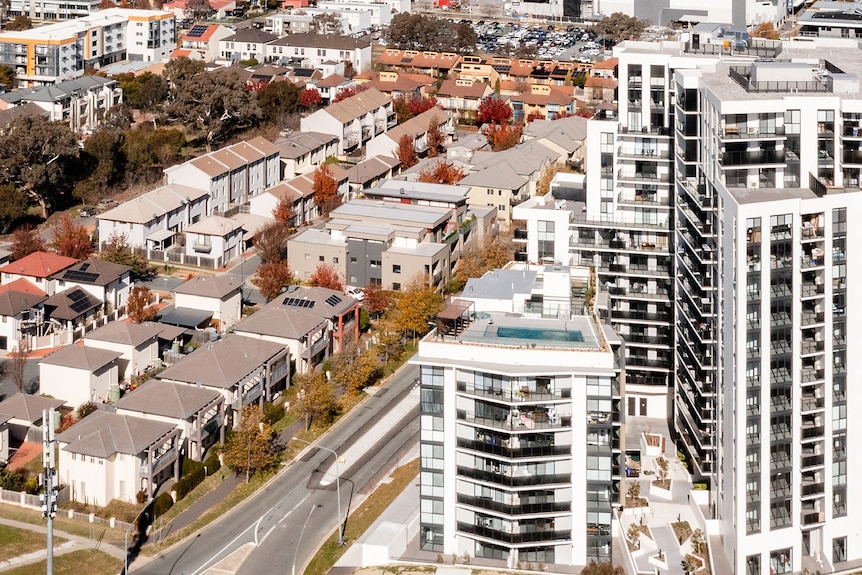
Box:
[289,227,346,247]
[0,251,78,279]
[377,49,461,70]
[585,76,618,89]
[0,393,64,425]
[174,274,242,299]
[222,27,278,45]
[362,72,435,94]
[279,165,349,199]
[436,78,491,99]
[0,290,46,317]
[171,48,197,58]
[185,215,244,236]
[97,184,209,224]
[512,87,576,107]
[84,321,167,347]
[53,259,131,286]
[57,411,177,458]
[159,306,213,328]
[179,23,223,43]
[0,76,116,106]
[268,32,371,50]
[459,162,528,190]
[330,198,451,227]
[246,136,280,157]
[592,57,618,70]
[384,107,448,144]
[43,287,102,321]
[114,379,222,419]
[471,139,559,177]
[233,304,327,340]
[228,141,268,163]
[347,155,401,185]
[370,179,469,204]
[320,87,391,124]
[200,149,245,173]
[317,73,349,88]
[0,278,46,297]
[275,131,338,159]
[0,102,46,127]
[41,344,122,371]
[157,334,285,388]
[524,115,588,152]
[262,183,301,204]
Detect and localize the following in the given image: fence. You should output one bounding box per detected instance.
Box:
[147,248,223,269]
[0,484,71,510]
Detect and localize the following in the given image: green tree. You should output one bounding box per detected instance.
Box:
[83,129,126,188]
[122,125,186,181]
[293,370,337,431]
[50,214,93,259]
[0,115,79,219]
[591,12,644,44]
[221,405,278,482]
[257,80,301,124]
[100,233,153,279]
[0,65,16,91]
[6,15,32,31]
[0,184,27,233]
[393,273,443,337]
[253,260,295,301]
[117,72,168,111]
[310,12,343,34]
[10,225,46,261]
[166,66,260,151]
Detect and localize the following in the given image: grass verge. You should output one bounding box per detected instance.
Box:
[0,505,126,542]
[0,524,61,558]
[304,458,419,575]
[5,549,121,575]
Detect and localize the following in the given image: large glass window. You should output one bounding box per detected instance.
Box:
[538,220,555,260]
[833,537,847,564]
[746,555,761,575]
[770,549,792,574]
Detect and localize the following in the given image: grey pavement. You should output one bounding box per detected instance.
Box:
[0,516,127,562]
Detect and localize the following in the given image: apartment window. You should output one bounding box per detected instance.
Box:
[746,555,760,575]
[350,257,357,264]
[537,220,554,260]
[770,549,792,574]
[393,264,401,274]
[392,282,401,291]
[834,486,847,516]
[319,255,325,262]
[834,537,847,564]
[370,259,381,267]
[833,404,847,431]
[332,257,339,264]
[833,460,846,486]
[600,132,613,153]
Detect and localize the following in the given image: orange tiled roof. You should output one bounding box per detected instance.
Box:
[0,278,46,297]
[0,252,78,279]
[592,57,618,70]
[585,76,618,89]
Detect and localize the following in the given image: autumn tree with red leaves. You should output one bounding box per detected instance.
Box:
[300,88,321,109]
[253,261,295,301]
[10,225,46,261]
[310,263,344,291]
[526,111,545,123]
[272,197,295,225]
[483,122,523,152]
[396,133,418,169]
[477,96,512,124]
[332,83,368,103]
[363,282,393,319]
[418,160,464,185]
[393,94,439,123]
[51,214,93,259]
[575,106,595,118]
[128,286,157,323]
[426,117,445,158]
[313,165,340,217]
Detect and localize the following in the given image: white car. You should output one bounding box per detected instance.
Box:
[346,286,365,301]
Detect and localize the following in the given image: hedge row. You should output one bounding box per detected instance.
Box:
[153,491,173,518]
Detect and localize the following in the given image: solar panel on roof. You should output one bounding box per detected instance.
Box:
[63,270,100,283]
[79,263,90,271]
[324,295,342,306]
[282,297,315,308]
[67,290,95,313]
[187,24,209,38]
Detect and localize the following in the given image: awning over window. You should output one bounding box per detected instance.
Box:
[147,229,175,243]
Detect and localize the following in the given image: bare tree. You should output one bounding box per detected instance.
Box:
[8,340,28,393]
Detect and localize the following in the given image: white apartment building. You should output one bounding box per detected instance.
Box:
[10,0,98,20]
[0,9,176,86]
[673,42,862,575]
[316,1,387,27]
[264,33,372,73]
[412,301,623,567]
[594,0,794,29]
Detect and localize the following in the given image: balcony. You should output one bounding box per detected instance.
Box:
[193,243,212,253]
[617,146,671,160]
[459,410,571,432]
[456,382,571,403]
[801,424,825,440]
[456,494,571,515]
[456,521,571,544]
[719,149,784,167]
[801,339,824,355]
[801,453,825,469]
[719,125,785,140]
[801,511,825,526]
[457,438,570,458]
[141,446,176,477]
[617,191,669,206]
[456,466,571,488]
[617,169,670,183]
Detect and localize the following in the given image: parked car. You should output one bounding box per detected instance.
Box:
[346,286,365,301]
[78,206,97,217]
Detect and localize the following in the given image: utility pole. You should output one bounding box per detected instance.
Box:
[40,408,57,575]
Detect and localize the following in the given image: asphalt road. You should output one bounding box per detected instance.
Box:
[133,363,420,575]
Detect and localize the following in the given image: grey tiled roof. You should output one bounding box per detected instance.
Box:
[41,345,122,372]
[114,380,221,419]
[0,393,64,425]
[57,411,176,458]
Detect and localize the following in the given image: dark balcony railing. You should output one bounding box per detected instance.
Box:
[457,494,571,515]
[801,454,825,468]
[457,438,570,458]
[457,521,571,544]
[721,149,785,166]
[459,410,571,432]
[801,425,825,440]
[842,149,862,164]
[801,511,825,526]
[457,466,571,487]
[456,382,571,402]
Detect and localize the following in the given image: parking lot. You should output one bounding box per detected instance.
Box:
[473,20,603,61]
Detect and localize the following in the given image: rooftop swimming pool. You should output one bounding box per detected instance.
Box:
[495,326,585,343]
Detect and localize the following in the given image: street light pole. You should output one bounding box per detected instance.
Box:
[291,437,344,545]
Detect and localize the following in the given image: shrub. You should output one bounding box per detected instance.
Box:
[182,457,204,477]
[0,468,26,491]
[262,401,285,426]
[203,452,221,476]
[152,492,173,517]
[172,464,206,501]
[77,401,98,419]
